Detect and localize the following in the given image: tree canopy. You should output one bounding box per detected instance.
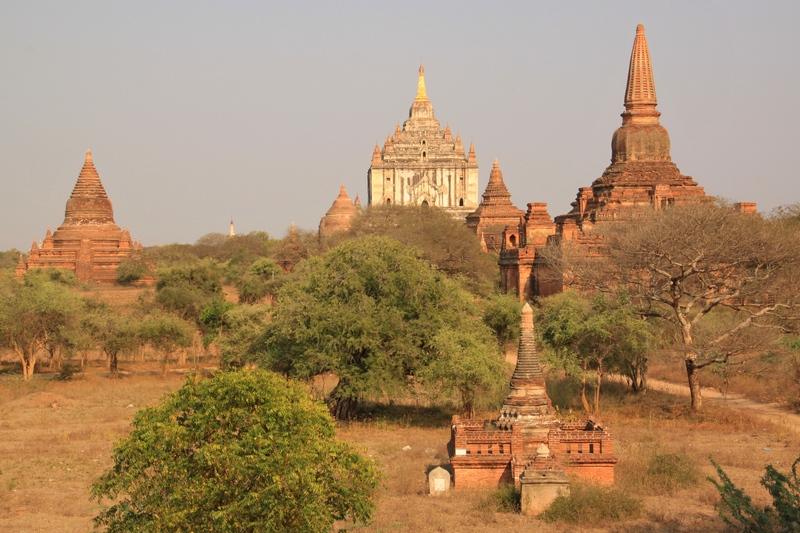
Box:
[537,291,653,414]
[326,205,498,295]
[548,201,800,411]
[0,269,80,380]
[91,370,380,533]
[255,235,503,419]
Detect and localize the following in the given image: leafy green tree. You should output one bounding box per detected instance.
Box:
[115,251,151,285]
[0,270,80,380]
[0,249,25,271]
[155,260,223,324]
[330,205,498,296]
[537,291,653,414]
[549,201,800,411]
[83,302,142,376]
[482,293,522,346]
[199,298,235,347]
[418,328,506,418]
[234,257,285,304]
[91,370,380,533]
[215,304,272,370]
[257,236,498,419]
[709,455,800,532]
[139,311,194,367]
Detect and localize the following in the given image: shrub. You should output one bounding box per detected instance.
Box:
[709,455,800,532]
[91,370,380,533]
[619,447,700,495]
[479,483,521,513]
[539,482,643,525]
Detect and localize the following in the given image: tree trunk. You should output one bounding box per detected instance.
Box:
[580,374,591,416]
[628,356,648,392]
[686,357,702,411]
[463,399,475,420]
[679,321,703,412]
[328,382,358,421]
[593,361,604,415]
[109,352,118,377]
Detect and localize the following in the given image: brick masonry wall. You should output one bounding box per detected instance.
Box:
[453,464,513,488]
[565,464,615,485]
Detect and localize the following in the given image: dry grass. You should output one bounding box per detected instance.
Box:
[1,370,799,533]
[648,349,800,407]
[0,372,185,533]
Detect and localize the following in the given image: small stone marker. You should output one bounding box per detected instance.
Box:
[428,466,451,496]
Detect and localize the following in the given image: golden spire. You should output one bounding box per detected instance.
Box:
[415,63,428,102]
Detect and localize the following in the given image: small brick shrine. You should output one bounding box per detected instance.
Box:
[449,303,617,488]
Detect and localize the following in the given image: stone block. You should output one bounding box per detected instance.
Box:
[428,466,451,496]
[519,469,570,516]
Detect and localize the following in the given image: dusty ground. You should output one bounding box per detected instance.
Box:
[0,370,798,533]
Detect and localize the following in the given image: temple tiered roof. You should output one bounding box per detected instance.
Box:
[367,65,480,216]
[466,158,525,252]
[18,150,142,283]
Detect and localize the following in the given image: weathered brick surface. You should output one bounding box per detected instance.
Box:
[20,151,143,284]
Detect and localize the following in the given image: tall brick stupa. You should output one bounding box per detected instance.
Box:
[500,24,713,299]
[18,150,142,283]
[553,23,707,235]
[449,303,617,489]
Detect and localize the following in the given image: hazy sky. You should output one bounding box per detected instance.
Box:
[1,1,798,251]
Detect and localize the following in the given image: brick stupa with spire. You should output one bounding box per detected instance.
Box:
[449,302,618,488]
[18,150,143,283]
[554,23,708,233]
[367,64,480,217]
[500,24,718,300]
[466,158,525,252]
[318,185,361,239]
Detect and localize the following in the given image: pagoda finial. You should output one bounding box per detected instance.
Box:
[85,149,92,163]
[372,143,382,164]
[489,158,504,184]
[415,62,428,102]
[623,23,659,123]
[468,142,476,164]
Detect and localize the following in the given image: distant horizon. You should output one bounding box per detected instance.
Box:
[1,2,798,251]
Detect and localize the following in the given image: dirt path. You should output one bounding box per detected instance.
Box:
[633,376,800,434]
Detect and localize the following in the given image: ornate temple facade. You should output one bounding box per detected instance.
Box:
[319,185,361,239]
[449,303,617,488]
[17,151,142,283]
[500,24,712,299]
[465,158,525,253]
[367,66,479,218]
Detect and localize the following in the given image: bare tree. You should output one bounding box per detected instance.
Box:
[547,201,800,411]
